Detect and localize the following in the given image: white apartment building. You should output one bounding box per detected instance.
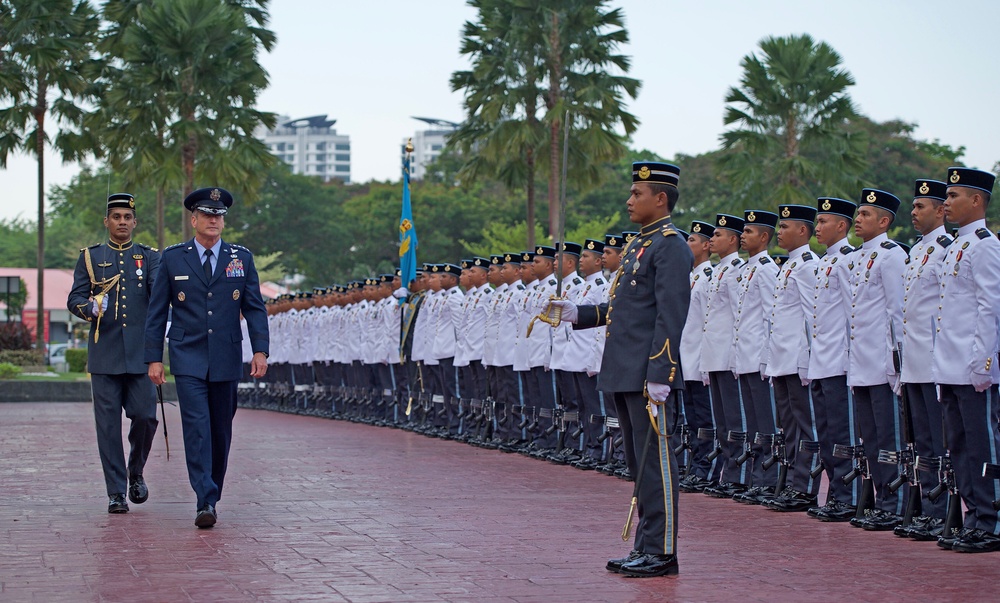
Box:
[404,117,459,181]
[259,115,351,183]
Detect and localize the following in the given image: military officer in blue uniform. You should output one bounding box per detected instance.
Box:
[68,193,160,514]
[145,187,269,528]
[552,161,692,577]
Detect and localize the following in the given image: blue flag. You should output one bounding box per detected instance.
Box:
[398,156,418,301]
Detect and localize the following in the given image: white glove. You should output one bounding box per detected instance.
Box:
[90,296,109,317]
[759,364,768,379]
[549,299,578,324]
[586,370,598,378]
[392,287,409,299]
[701,372,710,386]
[798,368,810,388]
[647,382,671,402]
[971,371,992,393]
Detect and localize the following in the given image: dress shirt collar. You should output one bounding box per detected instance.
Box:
[957,219,987,237]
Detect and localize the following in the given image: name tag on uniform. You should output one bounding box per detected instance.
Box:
[175,275,190,281]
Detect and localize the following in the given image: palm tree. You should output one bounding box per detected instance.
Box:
[719,34,867,206]
[451,0,639,242]
[106,0,277,239]
[0,0,99,349]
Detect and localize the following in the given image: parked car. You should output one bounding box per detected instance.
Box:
[47,343,69,366]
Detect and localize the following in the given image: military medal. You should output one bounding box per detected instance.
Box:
[233,289,241,301]
[178,291,186,302]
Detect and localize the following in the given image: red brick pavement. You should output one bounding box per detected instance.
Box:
[0,402,996,602]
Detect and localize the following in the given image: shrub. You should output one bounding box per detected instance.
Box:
[0,362,21,379]
[0,349,44,366]
[66,348,88,373]
[0,322,32,351]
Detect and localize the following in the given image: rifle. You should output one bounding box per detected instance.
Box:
[759,430,788,495]
[920,451,961,536]
[834,443,874,518]
[879,323,922,526]
[982,463,1000,511]
[671,391,692,478]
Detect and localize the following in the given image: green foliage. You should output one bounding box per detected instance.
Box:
[0,322,32,351]
[0,362,21,379]
[65,347,87,373]
[0,219,37,267]
[0,349,44,366]
[0,278,28,316]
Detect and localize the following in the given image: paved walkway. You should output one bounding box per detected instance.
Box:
[0,402,996,602]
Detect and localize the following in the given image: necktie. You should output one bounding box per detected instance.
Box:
[203,249,214,281]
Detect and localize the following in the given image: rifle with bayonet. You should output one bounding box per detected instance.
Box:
[878,323,921,526]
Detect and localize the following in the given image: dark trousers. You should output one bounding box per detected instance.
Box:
[940,384,1000,532]
[555,369,581,449]
[431,358,459,431]
[772,375,819,495]
[811,375,859,505]
[905,382,947,518]
[575,372,605,459]
[174,376,238,509]
[532,366,558,448]
[682,380,715,480]
[709,371,746,485]
[614,390,679,556]
[739,372,778,488]
[853,383,901,513]
[91,373,158,496]
[495,366,520,441]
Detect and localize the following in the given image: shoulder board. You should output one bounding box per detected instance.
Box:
[802,252,814,261]
[548,278,556,286]
[759,257,771,265]
[596,278,605,285]
[839,245,854,255]
[163,242,186,252]
[230,243,251,253]
[731,258,741,266]
[136,242,158,252]
[661,226,678,237]
[516,284,525,290]
[936,235,953,248]
[976,228,991,240]
[703,267,712,277]
[914,235,923,243]
[880,240,897,249]
[572,276,583,285]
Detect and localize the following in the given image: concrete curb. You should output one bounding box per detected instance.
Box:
[0,380,178,403]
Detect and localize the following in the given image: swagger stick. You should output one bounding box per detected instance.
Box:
[157,384,170,461]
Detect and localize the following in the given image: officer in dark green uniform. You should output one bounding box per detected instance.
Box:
[67,193,160,514]
[552,162,692,577]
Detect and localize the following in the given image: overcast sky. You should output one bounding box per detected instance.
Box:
[1,0,998,222]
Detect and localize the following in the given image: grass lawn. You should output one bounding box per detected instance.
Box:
[14,371,92,382]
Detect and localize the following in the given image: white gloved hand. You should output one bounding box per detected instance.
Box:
[701,372,710,387]
[392,287,409,299]
[798,367,810,388]
[586,370,598,378]
[759,364,768,379]
[548,299,578,324]
[90,296,109,317]
[646,382,671,402]
[971,371,992,393]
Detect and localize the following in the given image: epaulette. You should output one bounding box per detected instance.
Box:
[802,252,815,261]
[572,276,583,285]
[661,226,678,237]
[936,235,953,248]
[976,228,991,240]
[731,258,741,266]
[840,245,854,255]
[516,284,525,290]
[163,242,186,252]
[759,257,771,264]
[914,235,923,243]
[230,243,251,253]
[596,278,605,285]
[137,242,159,252]
[703,267,712,277]
[548,278,556,286]
[880,241,897,249]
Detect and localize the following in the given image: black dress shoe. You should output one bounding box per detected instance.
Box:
[937,527,973,550]
[195,504,217,529]
[128,475,148,505]
[606,549,642,573]
[108,494,129,514]
[704,482,746,498]
[813,500,856,522]
[765,490,817,512]
[861,509,903,531]
[679,476,715,493]
[908,518,946,542]
[619,553,679,578]
[733,485,772,505]
[951,529,1000,553]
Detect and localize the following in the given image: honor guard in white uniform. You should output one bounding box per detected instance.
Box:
[844,189,907,530]
[895,180,952,540]
[482,256,506,416]
[571,239,610,467]
[496,253,527,447]
[548,242,587,460]
[527,247,558,449]
[934,167,1000,553]
[806,197,861,522]
[731,210,781,503]
[430,264,464,434]
[701,213,748,498]
[679,221,717,492]
[512,252,537,439]
[761,204,820,512]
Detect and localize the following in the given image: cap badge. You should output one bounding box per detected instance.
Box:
[609,237,618,245]
[781,207,791,218]
[233,289,241,301]
[866,191,877,203]
[535,246,543,254]
[919,182,930,195]
[177,291,186,302]
[821,200,832,211]
[210,188,221,201]
[505,254,512,261]
[474,258,482,266]
[718,216,727,226]
[129,199,135,208]
[950,170,960,184]
[747,211,756,222]
[637,166,651,180]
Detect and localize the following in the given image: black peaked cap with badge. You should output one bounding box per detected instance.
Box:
[715,214,744,234]
[535,245,556,258]
[632,161,680,187]
[946,167,996,194]
[584,239,605,254]
[690,220,715,238]
[779,204,817,223]
[556,242,582,256]
[107,192,136,212]
[860,188,901,215]
[184,187,233,215]
[744,210,779,229]
[816,197,857,220]
[913,179,947,202]
[604,234,623,249]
